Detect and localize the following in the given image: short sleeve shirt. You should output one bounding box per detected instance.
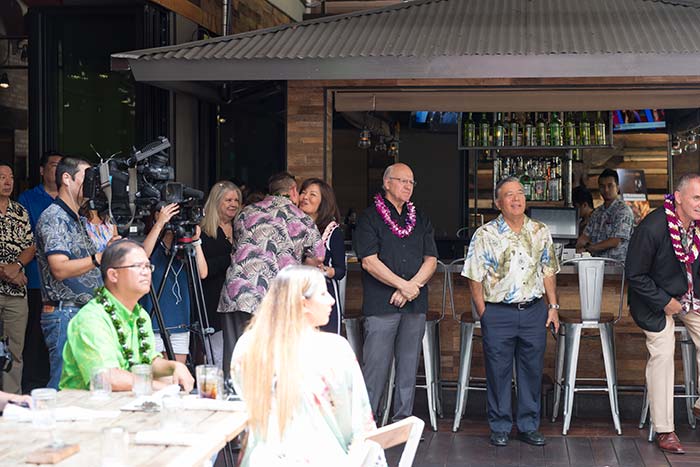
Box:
[218,195,325,314]
[353,197,438,316]
[0,200,34,297]
[35,199,103,305]
[462,215,559,304]
[59,288,160,390]
[584,198,634,262]
[18,184,55,289]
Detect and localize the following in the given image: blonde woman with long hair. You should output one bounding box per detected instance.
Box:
[231,265,386,467]
[200,180,242,368]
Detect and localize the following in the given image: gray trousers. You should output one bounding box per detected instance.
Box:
[362,312,426,422]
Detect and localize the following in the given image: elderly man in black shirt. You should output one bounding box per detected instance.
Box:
[354,162,438,422]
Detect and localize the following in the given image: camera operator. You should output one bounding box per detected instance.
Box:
[141,203,208,364]
[59,239,194,392]
[35,157,109,389]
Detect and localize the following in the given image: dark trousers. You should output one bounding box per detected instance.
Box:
[21,289,49,393]
[221,311,252,381]
[481,300,547,433]
[362,312,426,422]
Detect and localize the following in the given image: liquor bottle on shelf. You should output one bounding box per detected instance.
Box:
[532,159,547,201]
[494,112,505,147]
[479,113,490,146]
[579,112,592,146]
[548,158,561,201]
[536,112,547,146]
[564,112,576,146]
[520,159,532,200]
[549,112,563,146]
[509,112,520,147]
[524,113,535,146]
[463,112,476,147]
[595,111,607,145]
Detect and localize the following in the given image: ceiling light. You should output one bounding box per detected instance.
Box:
[0,73,8,89]
[358,129,371,149]
[671,135,683,156]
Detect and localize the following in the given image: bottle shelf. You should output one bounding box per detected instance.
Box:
[459,145,612,151]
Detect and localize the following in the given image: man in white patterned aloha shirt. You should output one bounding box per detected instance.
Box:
[462,176,560,448]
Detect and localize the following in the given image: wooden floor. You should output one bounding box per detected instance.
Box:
[385,417,700,467]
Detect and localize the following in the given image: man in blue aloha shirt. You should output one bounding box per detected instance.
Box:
[35,157,105,389]
[576,168,634,262]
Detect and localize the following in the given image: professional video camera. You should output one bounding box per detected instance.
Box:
[83,137,204,238]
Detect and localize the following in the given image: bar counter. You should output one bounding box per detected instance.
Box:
[344,260,671,388]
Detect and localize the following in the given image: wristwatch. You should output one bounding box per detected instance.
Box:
[15,261,24,272]
[548,303,560,310]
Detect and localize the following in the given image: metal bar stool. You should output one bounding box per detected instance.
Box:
[379,260,448,431]
[640,322,697,442]
[551,257,625,436]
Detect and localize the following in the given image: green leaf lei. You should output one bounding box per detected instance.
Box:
[96,287,151,368]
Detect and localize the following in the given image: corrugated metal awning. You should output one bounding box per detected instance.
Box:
[112,0,700,82]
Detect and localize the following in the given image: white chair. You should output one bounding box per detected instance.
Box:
[351,416,425,467]
[551,257,625,435]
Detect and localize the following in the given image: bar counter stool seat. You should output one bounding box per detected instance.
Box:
[639,321,697,442]
[551,257,625,436]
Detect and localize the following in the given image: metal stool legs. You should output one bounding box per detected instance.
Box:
[560,322,621,435]
[551,325,567,422]
[452,322,475,432]
[344,317,363,362]
[380,358,396,427]
[599,322,622,435]
[423,320,440,431]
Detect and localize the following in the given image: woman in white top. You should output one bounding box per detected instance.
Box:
[231,265,385,467]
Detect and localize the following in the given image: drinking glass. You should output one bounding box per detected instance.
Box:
[131,364,152,396]
[160,394,183,431]
[90,367,112,400]
[196,364,221,399]
[101,426,129,467]
[31,388,64,448]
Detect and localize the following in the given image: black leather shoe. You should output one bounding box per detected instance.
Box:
[518,430,546,446]
[489,431,509,447]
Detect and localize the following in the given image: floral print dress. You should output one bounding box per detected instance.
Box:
[231,330,386,467]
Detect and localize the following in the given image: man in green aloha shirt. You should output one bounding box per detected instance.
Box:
[59,239,194,392]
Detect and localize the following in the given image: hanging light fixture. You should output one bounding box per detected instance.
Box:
[671,135,683,156]
[685,131,698,153]
[358,128,371,149]
[375,136,387,152]
[0,73,8,89]
[387,140,399,158]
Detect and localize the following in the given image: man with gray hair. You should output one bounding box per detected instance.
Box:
[462,176,560,447]
[354,162,438,422]
[60,239,194,392]
[627,173,700,455]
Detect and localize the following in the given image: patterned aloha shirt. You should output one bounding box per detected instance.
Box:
[0,200,34,297]
[218,195,325,315]
[59,288,160,390]
[231,331,384,467]
[583,198,634,262]
[35,199,103,305]
[462,215,560,304]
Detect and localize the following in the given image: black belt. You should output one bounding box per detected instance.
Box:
[501,298,542,310]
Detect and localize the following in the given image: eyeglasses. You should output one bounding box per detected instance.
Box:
[111,262,155,273]
[388,177,417,187]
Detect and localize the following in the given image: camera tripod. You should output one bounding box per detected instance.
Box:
[148,234,215,366]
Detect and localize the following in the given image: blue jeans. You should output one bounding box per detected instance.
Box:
[40,305,80,389]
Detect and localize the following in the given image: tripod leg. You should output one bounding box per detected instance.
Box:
[149,286,176,361]
[183,245,216,365]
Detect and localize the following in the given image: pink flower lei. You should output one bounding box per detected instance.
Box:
[665,194,700,264]
[374,193,417,238]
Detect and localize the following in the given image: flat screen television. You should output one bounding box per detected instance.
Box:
[410,111,459,132]
[612,109,666,132]
[527,206,579,240]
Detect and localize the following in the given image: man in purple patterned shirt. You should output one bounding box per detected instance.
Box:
[218,172,324,377]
